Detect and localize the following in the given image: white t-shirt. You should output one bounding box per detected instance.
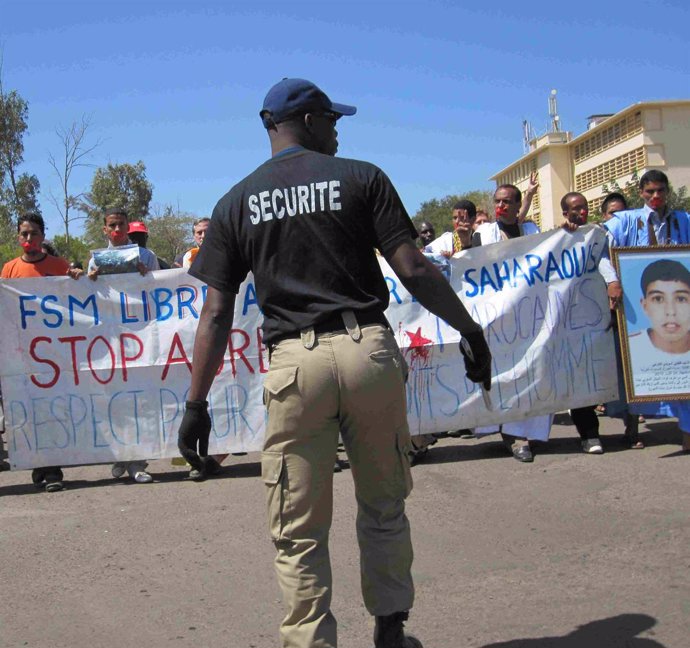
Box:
[426,231,454,256]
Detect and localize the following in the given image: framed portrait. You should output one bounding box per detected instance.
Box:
[91,244,141,275]
[613,245,690,402]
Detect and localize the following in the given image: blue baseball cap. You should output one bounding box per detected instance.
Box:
[260,78,357,126]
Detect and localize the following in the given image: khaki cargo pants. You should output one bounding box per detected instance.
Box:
[262,321,415,648]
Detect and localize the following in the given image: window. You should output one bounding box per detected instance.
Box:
[573,112,643,162]
[498,158,537,187]
[526,190,541,229]
[587,195,603,215]
[575,147,646,192]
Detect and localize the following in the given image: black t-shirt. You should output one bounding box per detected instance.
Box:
[190,148,417,343]
[471,219,521,247]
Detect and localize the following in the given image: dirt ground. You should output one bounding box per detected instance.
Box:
[1,414,688,648]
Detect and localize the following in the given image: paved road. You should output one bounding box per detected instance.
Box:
[1,415,688,648]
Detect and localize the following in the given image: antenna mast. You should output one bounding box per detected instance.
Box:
[549,89,561,132]
[522,119,532,153]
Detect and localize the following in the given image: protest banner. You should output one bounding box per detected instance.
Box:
[0,225,618,469]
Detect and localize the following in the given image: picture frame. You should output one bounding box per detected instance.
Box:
[612,245,690,402]
[91,243,141,275]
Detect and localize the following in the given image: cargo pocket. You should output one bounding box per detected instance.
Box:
[369,348,408,383]
[261,450,290,543]
[395,431,414,498]
[369,349,397,362]
[263,366,299,407]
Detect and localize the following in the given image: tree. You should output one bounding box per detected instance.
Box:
[0,233,18,267]
[0,64,41,230]
[51,234,92,267]
[145,204,195,265]
[80,161,153,246]
[412,189,493,237]
[47,115,101,245]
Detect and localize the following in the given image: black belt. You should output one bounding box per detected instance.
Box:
[272,310,388,345]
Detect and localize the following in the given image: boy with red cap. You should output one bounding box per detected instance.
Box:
[88,207,159,482]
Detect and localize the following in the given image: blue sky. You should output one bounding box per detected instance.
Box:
[2,0,689,239]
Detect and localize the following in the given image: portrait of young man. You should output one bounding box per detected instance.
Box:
[627,258,690,396]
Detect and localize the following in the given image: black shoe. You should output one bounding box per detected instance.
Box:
[31,467,64,488]
[45,480,64,492]
[189,456,222,481]
[512,444,533,463]
[374,611,423,648]
[44,467,64,492]
[409,448,428,466]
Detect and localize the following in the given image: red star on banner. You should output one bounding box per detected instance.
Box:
[405,327,433,348]
[405,327,434,362]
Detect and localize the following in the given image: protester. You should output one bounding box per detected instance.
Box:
[41,240,59,256]
[595,193,646,440]
[127,220,171,268]
[426,199,476,257]
[417,221,436,248]
[559,191,624,454]
[181,217,210,269]
[1,212,83,491]
[425,201,478,443]
[603,170,690,452]
[177,78,491,648]
[473,209,489,230]
[471,184,551,462]
[88,207,159,482]
[600,192,627,222]
[412,204,478,456]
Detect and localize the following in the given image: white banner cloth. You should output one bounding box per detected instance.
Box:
[0,226,617,469]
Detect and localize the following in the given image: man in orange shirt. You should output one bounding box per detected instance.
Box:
[181,217,210,268]
[1,213,83,279]
[1,212,82,491]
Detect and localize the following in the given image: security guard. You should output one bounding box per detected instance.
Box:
[178,78,491,648]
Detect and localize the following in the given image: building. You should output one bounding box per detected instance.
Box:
[490,100,690,230]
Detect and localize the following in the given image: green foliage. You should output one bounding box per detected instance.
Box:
[51,234,91,267]
[671,185,690,212]
[0,84,41,227]
[0,217,18,267]
[145,204,196,265]
[412,189,493,238]
[80,161,153,246]
[592,172,690,222]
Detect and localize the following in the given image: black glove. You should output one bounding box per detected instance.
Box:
[177,400,211,472]
[459,330,492,390]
